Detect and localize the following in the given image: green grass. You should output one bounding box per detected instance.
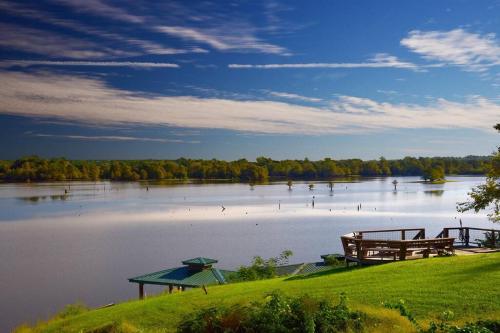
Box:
[21,253,500,333]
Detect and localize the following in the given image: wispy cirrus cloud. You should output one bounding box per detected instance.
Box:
[268,91,322,103]
[0,1,204,57]
[0,22,134,59]
[229,53,419,70]
[52,0,145,24]
[1,71,498,135]
[155,25,289,55]
[401,29,500,72]
[52,0,289,55]
[1,60,179,68]
[27,133,198,143]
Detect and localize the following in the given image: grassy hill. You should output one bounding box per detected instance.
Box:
[18,252,500,333]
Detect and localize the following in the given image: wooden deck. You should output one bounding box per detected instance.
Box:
[341,227,499,265]
[455,247,500,255]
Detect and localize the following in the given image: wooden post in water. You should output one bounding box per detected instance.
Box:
[139,283,144,300]
[168,285,173,294]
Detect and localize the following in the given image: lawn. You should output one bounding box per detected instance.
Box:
[20,252,500,332]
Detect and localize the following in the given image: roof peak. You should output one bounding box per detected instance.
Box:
[182,257,218,266]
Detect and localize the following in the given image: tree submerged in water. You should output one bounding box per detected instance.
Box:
[422,166,445,182]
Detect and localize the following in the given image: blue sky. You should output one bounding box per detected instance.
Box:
[0,0,499,160]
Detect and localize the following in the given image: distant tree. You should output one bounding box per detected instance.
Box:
[458,124,500,223]
[361,160,382,176]
[188,162,205,179]
[0,155,493,183]
[302,161,317,179]
[379,157,392,176]
[240,164,268,182]
[422,166,445,182]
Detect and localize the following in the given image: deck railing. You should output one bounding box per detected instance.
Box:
[437,227,499,248]
[355,228,426,241]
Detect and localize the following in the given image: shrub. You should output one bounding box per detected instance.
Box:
[383,299,418,327]
[475,231,500,248]
[322,255,343,266]
[55,302,89,319]
[422,310,499,333]
[229,250,293,282]
[177,292,365,333]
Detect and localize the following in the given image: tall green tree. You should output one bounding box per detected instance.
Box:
[458,124,500,223]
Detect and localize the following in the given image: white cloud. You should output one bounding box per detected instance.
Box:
[1,60,179,68]
[156,25,288,55]
[0,1,206,56]
[401,29,500,71]
[53,0,144,24]
[29,133,198,143]
[229,53,419,70]
[1,71,498,135]
[52,0,288,55]
[0,23,134,59]
[268,91,322,103]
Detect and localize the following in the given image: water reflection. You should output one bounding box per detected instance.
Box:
[18,194,70,203]
[424,190,445,196]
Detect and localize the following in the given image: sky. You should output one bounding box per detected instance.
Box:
[0,0,499,160]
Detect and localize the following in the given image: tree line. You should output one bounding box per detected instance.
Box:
[0,155,491,183]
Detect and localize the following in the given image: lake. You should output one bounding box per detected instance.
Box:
[0,176,493,331]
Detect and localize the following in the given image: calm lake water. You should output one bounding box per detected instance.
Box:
[0,176,493,331]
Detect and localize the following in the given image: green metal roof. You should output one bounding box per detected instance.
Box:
[296,262,335,275]
[128,266,234,287]
[181,257,218,266]
[275,263,304,276]
[275,262,335,276]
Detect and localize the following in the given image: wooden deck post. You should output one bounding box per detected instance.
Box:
[355,239,363,261]
[399,242,407,260]
[401,230,406,240]
[465,228,470,247]
[139,283,144,300]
